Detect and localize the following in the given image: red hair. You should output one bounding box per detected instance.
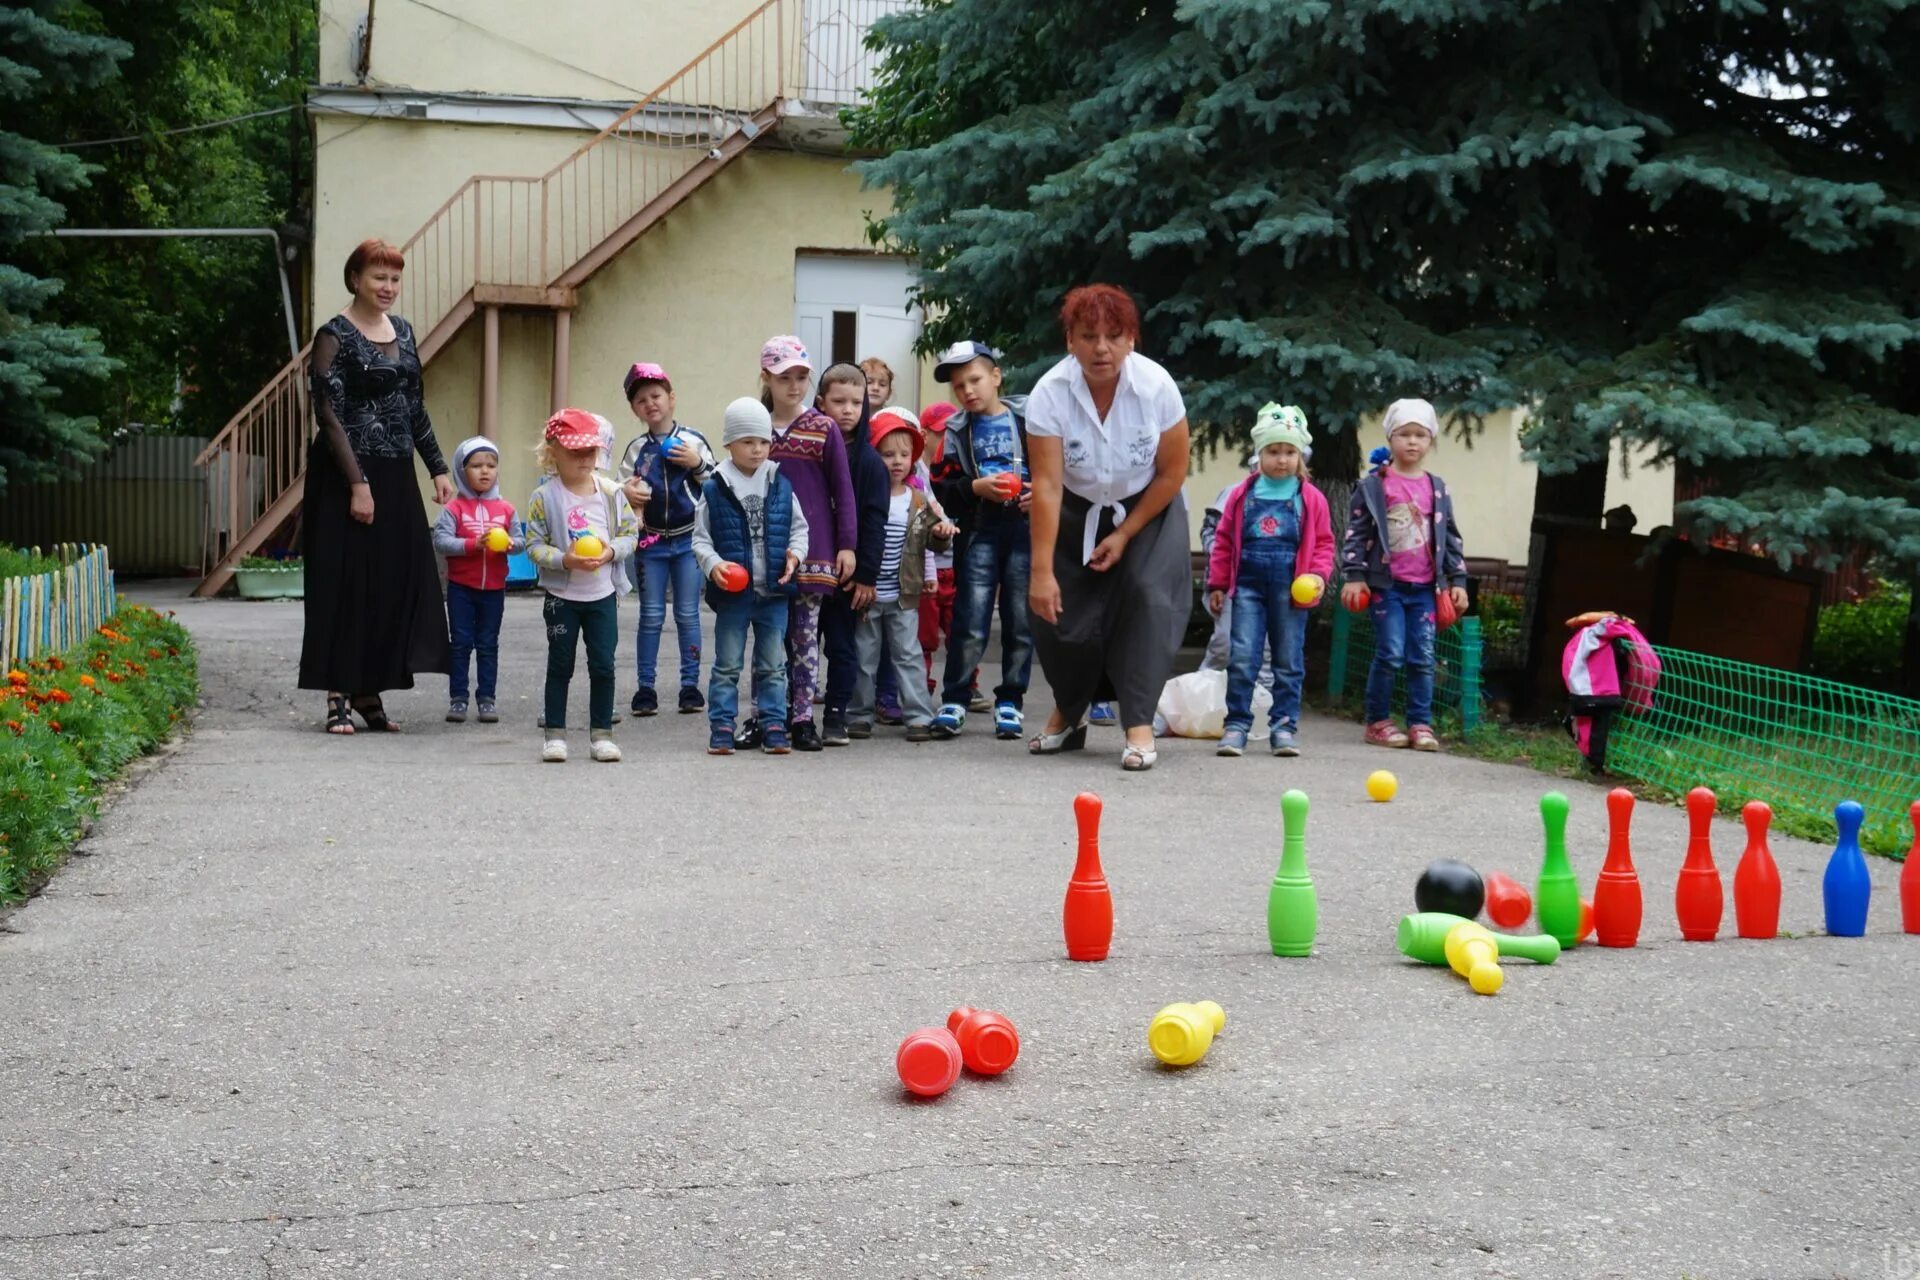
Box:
[1059,284,1140,342]
[344,238,405,292]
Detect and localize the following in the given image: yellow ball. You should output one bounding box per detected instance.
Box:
[1366,769,1398,802]
[572,534,605,560]
[1290,574,1322,606]
[483,527,511,552]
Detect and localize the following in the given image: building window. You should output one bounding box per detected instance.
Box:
[831,310,857,366]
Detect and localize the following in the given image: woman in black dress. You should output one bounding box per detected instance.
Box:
[299,238,453,733]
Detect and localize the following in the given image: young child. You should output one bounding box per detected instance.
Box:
[748,336,856,753]
[860,356,894,413]
[615,361,716,718]
[525,408,638,763]
[1340,397,1469,751]
[850,409,956,739]
[432,436,523,724]
[693,398,810,756]
[813,363,891,746]
[1206,405,1334,757]
[914,400,963,705]
[926,340,1033,740]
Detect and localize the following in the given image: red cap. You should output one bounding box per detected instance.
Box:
[545,407,604,451]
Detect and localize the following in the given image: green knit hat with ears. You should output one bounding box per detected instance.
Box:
[1251,403,1311,453]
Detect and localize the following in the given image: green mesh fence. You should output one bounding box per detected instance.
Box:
[1326,608,1482,732]
[1610,647,1920,856]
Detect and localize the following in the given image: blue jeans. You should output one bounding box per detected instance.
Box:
[709,592,790,730]
[1365,580,1436,726]
[446,581,504,701]
[634,533,702,689]
[940,518,1031,708]
[1224,569,1305,733]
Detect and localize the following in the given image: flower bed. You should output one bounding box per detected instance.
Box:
[1,602,199,899]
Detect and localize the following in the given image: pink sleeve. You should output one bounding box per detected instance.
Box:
[1206,481,1240,591]
[1304,484,1336,581]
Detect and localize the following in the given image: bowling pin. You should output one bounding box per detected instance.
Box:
[1901,801,1920,935]
[1148,1000,1226,1066]
[1535,792,1581,948]
[1267,789,1317,957]
[1822,800,1871,937]
[896,1026,963,1098]
[1732,800,1782,939]
[1443,921,1504,995]
[947,1007,1020,1075]
[1483,872,1532,930]
[1395,912,1562,966]
[1063,792,1113,961]
[1592,786,1642,947]
[1675,786,1724,941]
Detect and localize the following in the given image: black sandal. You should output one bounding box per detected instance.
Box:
[351,695,401,733]
[325,694,355,735]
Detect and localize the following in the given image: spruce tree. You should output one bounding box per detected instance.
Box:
[0,1,128,495]
[851,1,1920,599]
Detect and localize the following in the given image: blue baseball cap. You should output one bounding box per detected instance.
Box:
[933,340,1002,383]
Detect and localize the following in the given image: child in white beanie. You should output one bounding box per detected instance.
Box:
[1339,397,1470,752]
[692,397,811,755]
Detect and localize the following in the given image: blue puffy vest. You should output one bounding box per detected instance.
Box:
[702,468,797,609]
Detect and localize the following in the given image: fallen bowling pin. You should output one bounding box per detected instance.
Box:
[1484,872,1532,929]
[946,1006,1020,1075]
[1148,1000,1226,1067]
[1443,921,1505,995]
[1396,912,1562,966]
[895,1026,963,1098]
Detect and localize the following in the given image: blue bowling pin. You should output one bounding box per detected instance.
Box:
[1822,800,1872,937]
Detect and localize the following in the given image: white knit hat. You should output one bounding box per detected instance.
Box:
[1383,397,1440,439]
[722,397,772,445]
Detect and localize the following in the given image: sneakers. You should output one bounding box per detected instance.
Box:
[791,720,824,752]
[993,702,1023,739]
[905,723,933,742]
[736,717,763,750]
[678,685,704,714]
[1270,728,1300,757]
[847,720,873,740]
[631,687,659,717]
[476,699,498,723]
[761,723,791,754]
[1088,701,1119,727]
[1365,719,1411,749]
[1409,724,1441,752]
[541,737,568,763]
[968,688,993,713]
[447,698,468,723]
[589,734,622,763]
[1217,727,1247,757]
[821,712,851,747]
[708,726,735,755]
[930,704,966,738]
[875,696,904,726]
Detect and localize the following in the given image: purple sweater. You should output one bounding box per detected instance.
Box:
[769,407,857,593]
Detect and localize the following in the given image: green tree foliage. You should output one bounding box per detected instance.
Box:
[850,0,1920,570]
[0,1,127,494]
[16,0,314,442]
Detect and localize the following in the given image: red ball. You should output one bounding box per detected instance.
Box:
[719,562,749,592]
[1347,586,1371,613]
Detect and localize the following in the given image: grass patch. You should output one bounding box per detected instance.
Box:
[1,601,199,899]
[0,545,63,578]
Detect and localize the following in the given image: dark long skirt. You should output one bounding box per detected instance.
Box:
[298,440,449,693]
[1030,489,1189,730]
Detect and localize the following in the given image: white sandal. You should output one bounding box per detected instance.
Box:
[1121,743,1158,771]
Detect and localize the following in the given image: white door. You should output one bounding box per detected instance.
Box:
[794,255,922,409]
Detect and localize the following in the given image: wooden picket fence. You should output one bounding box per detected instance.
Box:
[1,544,116,669]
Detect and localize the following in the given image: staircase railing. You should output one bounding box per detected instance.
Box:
[194,0,799,588]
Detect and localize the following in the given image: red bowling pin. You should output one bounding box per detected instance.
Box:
[1732,800,1782,939]
[947,1007,1021,1075]
[1063,792,1113,961]
[1675,786,1724,941]
[1592,787,1643,947]
[1900,800,1920,935]
[1483,872,1532,929]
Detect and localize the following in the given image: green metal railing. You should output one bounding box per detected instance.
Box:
[1611,647,1920,856]
[1327,608,1483,732]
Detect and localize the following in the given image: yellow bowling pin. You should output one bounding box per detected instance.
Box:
[1443,921,1505,995]
[1148,1000,1226,1066]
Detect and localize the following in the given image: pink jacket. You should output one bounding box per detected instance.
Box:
[1206,475,1335,598]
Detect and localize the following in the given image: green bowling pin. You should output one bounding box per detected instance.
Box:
[1395,911,1562,966]
[1267,789,1317,957]
[1535,791,1582,947]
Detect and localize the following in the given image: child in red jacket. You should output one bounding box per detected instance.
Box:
[1205,404,1333,757]
[433,436,523,723]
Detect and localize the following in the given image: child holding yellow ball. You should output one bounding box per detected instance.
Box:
[1204,404,1333,757]
[432,437,523,724]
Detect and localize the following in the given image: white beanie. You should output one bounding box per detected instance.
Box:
[1383,397,1440,439]
[722,396,773,445]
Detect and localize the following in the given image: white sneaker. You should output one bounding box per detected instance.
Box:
[541,737,567,763]
[589,736,622,763]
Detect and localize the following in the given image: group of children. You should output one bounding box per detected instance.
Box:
[431,335,1467,763]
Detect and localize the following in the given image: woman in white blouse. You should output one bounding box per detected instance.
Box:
[1025,285,1192,771]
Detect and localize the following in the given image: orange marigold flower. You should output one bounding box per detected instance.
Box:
[6,670,25,684]
[5,721,21,735]
[79,675,95,687]
[47,656,64,670]
[106,673,124,684]
[47,720,61,732]
[49,689,71,704]
[147,648,161,658]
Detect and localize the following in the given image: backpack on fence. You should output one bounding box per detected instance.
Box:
[1561,612,1662,771]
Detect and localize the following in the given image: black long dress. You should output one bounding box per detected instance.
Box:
[297,314,450,694]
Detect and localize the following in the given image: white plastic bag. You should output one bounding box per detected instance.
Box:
[1155,669,1270,739]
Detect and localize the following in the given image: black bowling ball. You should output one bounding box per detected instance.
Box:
[1415,858,1485,919]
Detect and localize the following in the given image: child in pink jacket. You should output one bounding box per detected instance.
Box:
[1205,404,1334,757]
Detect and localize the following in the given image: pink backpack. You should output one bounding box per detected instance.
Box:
[1561,614,1662,770]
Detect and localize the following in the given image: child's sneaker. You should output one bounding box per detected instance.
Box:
[446,698,468,723]
[876,694,904,725]
[930,704,966,738]
[589,733,622,763]
[821,711,851,747]
[968,688,993,713]
[736,717,763,750]
[1409,724,1441,752]
[476,700,498,723]
[678,685,704,713]
[541,737,568,763]
[1088,701,1119,727]
[1365,719,1410,749]
[905,722,933,742]
[993,702,1023,739]
[1270,728,1299,757]
[761,723,791,754]
[707,726,735,755]
[847,720,873,740]
[631,687,658,717]
[1217,727,1247,757]
[791,720,823,752]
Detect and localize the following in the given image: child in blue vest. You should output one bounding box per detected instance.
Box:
[692,398,811,755]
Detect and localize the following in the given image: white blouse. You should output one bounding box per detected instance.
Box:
[1025,351,1187,563]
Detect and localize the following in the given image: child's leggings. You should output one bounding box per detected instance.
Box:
[542,591,617,731]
